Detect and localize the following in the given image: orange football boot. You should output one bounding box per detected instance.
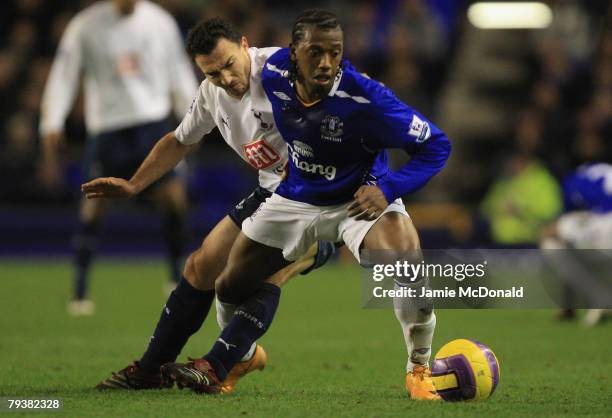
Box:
[221,345,267,394]
[405,365,441,400]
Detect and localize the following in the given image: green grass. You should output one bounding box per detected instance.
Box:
[0,259,610,417]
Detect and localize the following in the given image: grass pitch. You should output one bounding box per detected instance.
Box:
[0,259,610,417]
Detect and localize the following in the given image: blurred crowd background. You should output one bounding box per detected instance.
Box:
[0,0,611,253]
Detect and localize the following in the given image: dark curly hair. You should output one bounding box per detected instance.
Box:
[291,9,341,46]
[186,17,242,57]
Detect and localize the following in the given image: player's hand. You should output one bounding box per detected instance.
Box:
[81,177,137,199]
[347,185,389,221]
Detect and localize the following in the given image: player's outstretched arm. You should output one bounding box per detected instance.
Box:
[81,132,195,199]
[81,177,137,199]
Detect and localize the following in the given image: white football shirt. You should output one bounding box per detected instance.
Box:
[40,0,197,135]
[175,47,287,191]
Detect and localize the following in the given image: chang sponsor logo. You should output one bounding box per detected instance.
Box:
[288,140,337,180]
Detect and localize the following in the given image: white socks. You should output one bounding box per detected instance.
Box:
[393,283,437,372]
[216,298,257,362]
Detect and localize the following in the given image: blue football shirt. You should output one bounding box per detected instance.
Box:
[563,163,612,213]
[261,48,451,206]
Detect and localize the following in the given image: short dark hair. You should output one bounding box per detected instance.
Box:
[186,17,242,57]
[291,9,341,46]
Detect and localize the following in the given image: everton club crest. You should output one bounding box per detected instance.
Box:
[321,115,344,142]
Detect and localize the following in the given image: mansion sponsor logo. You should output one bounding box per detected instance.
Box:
[243,138,281,169]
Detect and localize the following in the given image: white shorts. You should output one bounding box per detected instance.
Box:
[557,211,612,249]
[241,193,409,262]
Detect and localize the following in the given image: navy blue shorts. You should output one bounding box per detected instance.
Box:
[228,186,272,227]
[82,118,175,187]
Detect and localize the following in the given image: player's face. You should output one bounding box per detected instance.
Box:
[291,27,343,99]
[195,37,251,99]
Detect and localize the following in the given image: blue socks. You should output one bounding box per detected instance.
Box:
[140,277,215,373]
[204,283,281,381]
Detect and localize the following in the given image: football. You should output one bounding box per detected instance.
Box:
[431,339,500,401]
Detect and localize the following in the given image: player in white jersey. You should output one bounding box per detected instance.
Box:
[83,18,333,391]
[174,47,286,188]
[39,0,198,314]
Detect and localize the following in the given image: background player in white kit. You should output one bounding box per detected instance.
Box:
[541,162,612,326]
[82,18,333,391]
[39,0,198,314]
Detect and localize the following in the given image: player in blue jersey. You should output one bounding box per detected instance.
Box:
[561,163,612,215]
[160,9,450,399]
[541,163,612,325]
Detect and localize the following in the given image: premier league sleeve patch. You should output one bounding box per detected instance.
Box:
[408,114,431,143]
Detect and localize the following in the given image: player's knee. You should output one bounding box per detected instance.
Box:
[167,184,188,214]
[364,212,421,251]
[215,272,251,305]
[398,216,420,251]
[215,277,235,304]
[388,232,420,252]
[182,252,211,290]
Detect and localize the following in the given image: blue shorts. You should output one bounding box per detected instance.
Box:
[228,186,272,228]
[82,118,175,187]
